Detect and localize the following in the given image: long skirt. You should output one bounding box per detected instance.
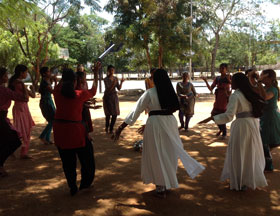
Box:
[142,115,205,189]
[13,102,35,156]
[221,118,267,190]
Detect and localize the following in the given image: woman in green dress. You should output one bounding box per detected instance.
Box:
[39,67,57,144]
[259,69,280,171]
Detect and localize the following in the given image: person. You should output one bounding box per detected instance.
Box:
[76,71,93,134]
[76,64,88,90]
[53,62,100,196]
[176,72,197,131]
[199,73,267,191]
[245,68,266,99]
[0,68,28,176]
[103,65,124,134]
[145,68,156,90]
[38,67,57,145]
[258,69,280,171]
[113,69,205,198]
[202,63,231,138]
[8,64,35,159]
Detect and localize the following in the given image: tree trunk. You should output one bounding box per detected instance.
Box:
[210,33,220,78]
[158,38,163,68]
[143,36,152,69]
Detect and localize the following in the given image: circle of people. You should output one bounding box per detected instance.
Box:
[0,62,279,198]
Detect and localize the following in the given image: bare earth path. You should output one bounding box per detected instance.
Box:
[0,94,279,216]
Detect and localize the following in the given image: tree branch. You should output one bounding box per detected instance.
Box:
[23,27,31,57]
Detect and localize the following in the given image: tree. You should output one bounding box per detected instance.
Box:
[105,0,205,69]
[0,0,100,87]
[53,13,107,65]
[198,0,262,77]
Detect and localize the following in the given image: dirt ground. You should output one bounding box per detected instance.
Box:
[0,93,280,216]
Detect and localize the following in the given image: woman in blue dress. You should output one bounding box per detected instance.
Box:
[259,69,280,171]
[39,67,57,144]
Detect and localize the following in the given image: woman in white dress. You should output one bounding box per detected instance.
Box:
[114,69,205,198]
[199,73,267,191]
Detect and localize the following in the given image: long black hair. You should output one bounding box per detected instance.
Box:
[8,64,28,90]
[262,69,280,101]
[61,68,76,98]
[232,73,265,118]
[153,69,179,112]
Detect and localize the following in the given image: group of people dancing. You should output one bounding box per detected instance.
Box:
[114,64,280,196]
[1,61,280,198]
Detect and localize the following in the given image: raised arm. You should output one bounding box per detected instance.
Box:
[89,61,101,96]
[116,77,124,91]
[202,76,215,93]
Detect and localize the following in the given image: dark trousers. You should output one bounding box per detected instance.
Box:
[0,116,21,167]
[212,109,227,137]
[263,143,273,170]
[179,110,192,130]
[218,124,227,136]
[105,115,117,132]
[57,137,95,190]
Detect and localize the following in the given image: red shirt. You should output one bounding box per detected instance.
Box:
[53,85,95,149]
[211,76,231,112]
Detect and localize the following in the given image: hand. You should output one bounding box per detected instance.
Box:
[121,77,125,83]
[137,125,146,135]
[112,127,122,142]
[92,61,102,72]
[185,95,189,99]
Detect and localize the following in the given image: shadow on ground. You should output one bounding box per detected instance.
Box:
[1,101,280,216]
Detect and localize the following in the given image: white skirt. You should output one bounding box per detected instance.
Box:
[142,115,205,189]
[221,118,267,190]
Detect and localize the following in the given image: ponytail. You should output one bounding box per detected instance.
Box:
[8,64,28,90]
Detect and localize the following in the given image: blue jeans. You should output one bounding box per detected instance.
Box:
[39,120,53,142]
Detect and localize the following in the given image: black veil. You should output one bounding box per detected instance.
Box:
[153,69,179,113]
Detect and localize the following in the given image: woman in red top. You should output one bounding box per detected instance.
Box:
[53,63,100,196]
[202,63,231,138]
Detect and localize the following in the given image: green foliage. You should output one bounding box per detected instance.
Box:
[105,0,204,68]
[53,13,107,65]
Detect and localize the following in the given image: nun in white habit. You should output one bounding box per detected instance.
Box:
[199,73,267,191]
[114,69,204,197]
